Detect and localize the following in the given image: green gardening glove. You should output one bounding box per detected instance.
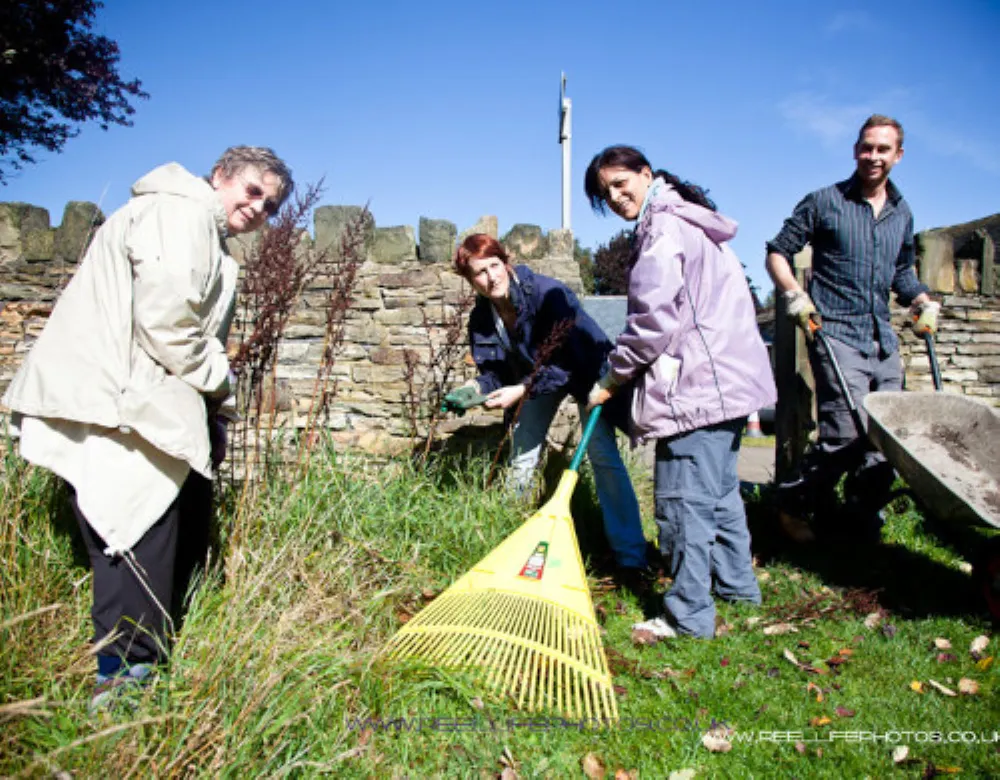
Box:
[440,385,488,416]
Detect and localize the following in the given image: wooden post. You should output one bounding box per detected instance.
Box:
[774,246,817,482]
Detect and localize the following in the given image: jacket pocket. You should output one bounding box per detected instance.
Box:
[631,352,681,436]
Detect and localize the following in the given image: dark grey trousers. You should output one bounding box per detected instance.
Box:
[802,335,902,518]
[655,418,760,638]
[71,471,213,665]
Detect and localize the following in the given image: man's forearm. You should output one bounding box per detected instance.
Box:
[765,252,804,295]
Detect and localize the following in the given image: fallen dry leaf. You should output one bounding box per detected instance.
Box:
[892,745,910,764]
[807,682,824,702]
[470,697,484,710]
[500,769,518,780]
[975,656,994,671]
[701,728,732,753]
[667,770,696,780]
[933,637,952,650]
[794,741,807,754]
[395,610,412,624]
[764,622,798,636]
[744,616,762,627]
[936,653,957,663]
[834,706,856,718]
[957,678,979,695]
[420,587,437,600]
[582,752,606,779]
[881,624,898,639]
[809,716,832,727]
[837,648,854,656]
[631,628,660,646]
[783,648,801,667]
[910,680,925,693]
[500,747,517,769]
[970,635,990,659]
[787,571,802,582]
[931,765,963,775]
[720,657,730,667]
[863,612,882,629]
[613,770,637,780]
[758,571,771,582]
[927,679,957,697]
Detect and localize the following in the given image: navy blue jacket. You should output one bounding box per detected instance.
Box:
[468,265,612,402]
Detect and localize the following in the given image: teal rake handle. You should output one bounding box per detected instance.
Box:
[569,406,603,473]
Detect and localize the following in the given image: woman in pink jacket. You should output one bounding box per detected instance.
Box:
[584,145,776,638]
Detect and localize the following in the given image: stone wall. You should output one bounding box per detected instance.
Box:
[0,200,584,454]
[901,213,1000,401]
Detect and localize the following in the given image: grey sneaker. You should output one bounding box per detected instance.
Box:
[89,663,153,714]
[632,616,678,638]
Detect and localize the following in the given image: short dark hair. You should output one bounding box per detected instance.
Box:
[856,115,904,148]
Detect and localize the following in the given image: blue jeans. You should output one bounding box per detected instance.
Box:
[507,391,647,569]
[655,418,760,638]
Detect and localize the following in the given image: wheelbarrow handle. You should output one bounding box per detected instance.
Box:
[923,332,943,392]
[810,315,866,436]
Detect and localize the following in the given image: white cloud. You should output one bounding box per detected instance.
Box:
[777,92,879,148]
[778,91,1000,176]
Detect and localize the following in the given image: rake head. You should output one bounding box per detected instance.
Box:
[385,471,618,722]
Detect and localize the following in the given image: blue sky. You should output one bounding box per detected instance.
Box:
[4,0,998,292]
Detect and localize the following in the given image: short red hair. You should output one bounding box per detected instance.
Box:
[453,233,511,278]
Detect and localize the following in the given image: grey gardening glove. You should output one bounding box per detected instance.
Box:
[440,385,488,417]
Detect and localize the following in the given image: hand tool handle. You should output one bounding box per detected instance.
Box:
[570,405,603,472]
[923,332,943,391]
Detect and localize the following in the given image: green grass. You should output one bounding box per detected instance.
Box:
[2,442,998,778]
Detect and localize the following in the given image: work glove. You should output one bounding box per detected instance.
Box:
[912,300,941,335]
[586,372,618,411]
[440,384,488,416]
[783,290,817,342]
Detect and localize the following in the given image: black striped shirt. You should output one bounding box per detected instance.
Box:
[767,175,928,356]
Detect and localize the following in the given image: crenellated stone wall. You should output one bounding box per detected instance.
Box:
[0,200,584,454]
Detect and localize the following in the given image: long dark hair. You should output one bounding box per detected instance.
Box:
[584,145,716,214]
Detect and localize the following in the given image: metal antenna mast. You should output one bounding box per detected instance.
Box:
[559,72,572,230]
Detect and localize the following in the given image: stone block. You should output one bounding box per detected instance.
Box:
[377,269,439,289]
[957,258,980,293]
[54,202,103,264]
[374,307,426,327]
[418,217,457,264]
[314,206,375,259]
[503,224,548,260]
[342,319,387,345]
[956,342,1000,355]
[373,226,417,264]
[458,215,498,245]
[547,228,574,258]
[915,230,954,293]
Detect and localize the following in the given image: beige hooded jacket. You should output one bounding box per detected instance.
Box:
[3,163,238,554]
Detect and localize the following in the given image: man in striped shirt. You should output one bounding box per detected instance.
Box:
[765,114,939,543]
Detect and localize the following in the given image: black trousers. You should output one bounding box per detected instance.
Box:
[70,471,213,665]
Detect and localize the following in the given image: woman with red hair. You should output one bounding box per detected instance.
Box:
[449,233,648,585]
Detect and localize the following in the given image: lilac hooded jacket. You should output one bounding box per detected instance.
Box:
[607,183,776,442]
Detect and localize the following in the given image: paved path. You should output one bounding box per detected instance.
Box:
[738,444,775,485]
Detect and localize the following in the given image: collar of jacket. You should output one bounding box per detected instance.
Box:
[506,265,537,339]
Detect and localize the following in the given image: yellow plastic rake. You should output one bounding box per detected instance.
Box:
[385,407,618,722]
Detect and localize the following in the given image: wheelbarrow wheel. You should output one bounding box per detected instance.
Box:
[973,536,1000,624]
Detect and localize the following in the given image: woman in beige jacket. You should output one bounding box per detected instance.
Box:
[3,146,293,703]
